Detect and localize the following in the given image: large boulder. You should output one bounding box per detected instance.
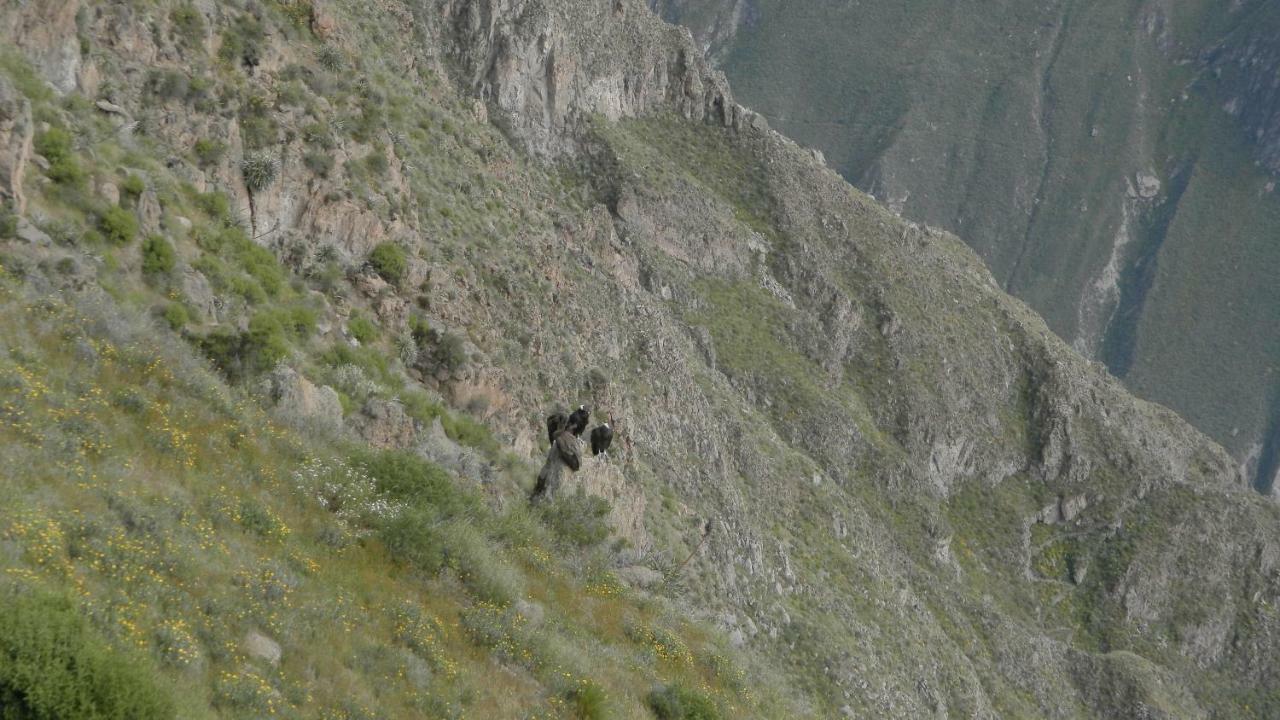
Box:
[350,398,416,449]
[263,366,344,433]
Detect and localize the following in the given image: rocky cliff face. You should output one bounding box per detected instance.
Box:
[2,0,1279,717]
[434,0,746,156]
[655,0,1280,493]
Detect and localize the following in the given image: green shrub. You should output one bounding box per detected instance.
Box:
[196,326,244,376]
[348,313,379,345]
[378,507,446,572]
[317,45,344,72]
[35,127,73,163]
[99,206,139,245]
[429,330,468,373]
[319,344,395,387]
[350,92,385,144]
[441,521,526,604]
[441,412,500,456]
[401,391,447,424]
[238,241,286,297]
[648,685,720,720]
[352,449,478,518]
[218,13,265,68]
[568,681,610,720]
[0,586,175,719]
[302,122,336,150]
[276,79,308,108]
[197,311,290,377]
[241,152,278,193]
[193,138,225,166]
[368,242,408,284]
[237,92,278,150]
[195,191,234,224]
[162,302,189,330]
[141,235,176,276]
[0,203,16,239]
[170,4,205,47]
[283,305,318,337]
[364,152,389,176]
[121,173,145,201]
[303,150,334,177]
[257,305,316,340]
[246,311,290,368]
[35,127,85,186]
[146,69,191,101]
[540,489,612,548]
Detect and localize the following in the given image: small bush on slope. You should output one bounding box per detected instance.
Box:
[0,587,175,720]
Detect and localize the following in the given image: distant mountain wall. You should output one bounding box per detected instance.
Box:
[655,0,1280,494]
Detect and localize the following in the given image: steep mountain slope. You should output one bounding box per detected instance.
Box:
[653,0,1280,493]
[0,1,1278,719]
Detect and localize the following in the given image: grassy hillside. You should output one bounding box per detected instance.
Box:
[0,198,773,720]
[1,1,1278,718]
[0,6,779,715]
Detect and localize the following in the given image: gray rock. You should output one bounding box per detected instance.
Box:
[15,219,50,246]
[180,269,218,323]
[351,398,415,449]
[243,631,281,666]
[264,366,344,433]
[94,99,127,116]
[1136,171,1161,199]
[98,181,119,207]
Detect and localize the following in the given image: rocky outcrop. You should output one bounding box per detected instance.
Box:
[436,0,745,155]
[350,398,416,449]
[0,76,32,214]
[243,630,282,667]
[263,366,344,434]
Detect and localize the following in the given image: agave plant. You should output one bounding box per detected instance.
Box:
[240,152,279,193]
[316,45,343,72]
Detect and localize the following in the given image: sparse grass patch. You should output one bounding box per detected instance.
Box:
[303,149,334,177]
[347,311,379,344]
[539,488,612,548]
[648,683,721,720]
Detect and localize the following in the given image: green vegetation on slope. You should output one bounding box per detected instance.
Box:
[0,260,767,719]
[2,1,1278,717]
[0,11,780,714]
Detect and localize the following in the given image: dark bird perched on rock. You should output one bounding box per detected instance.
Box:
[546,411,569,443]
[567,405,590,436]
[590,421,614,456]
[532,428,580,501]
